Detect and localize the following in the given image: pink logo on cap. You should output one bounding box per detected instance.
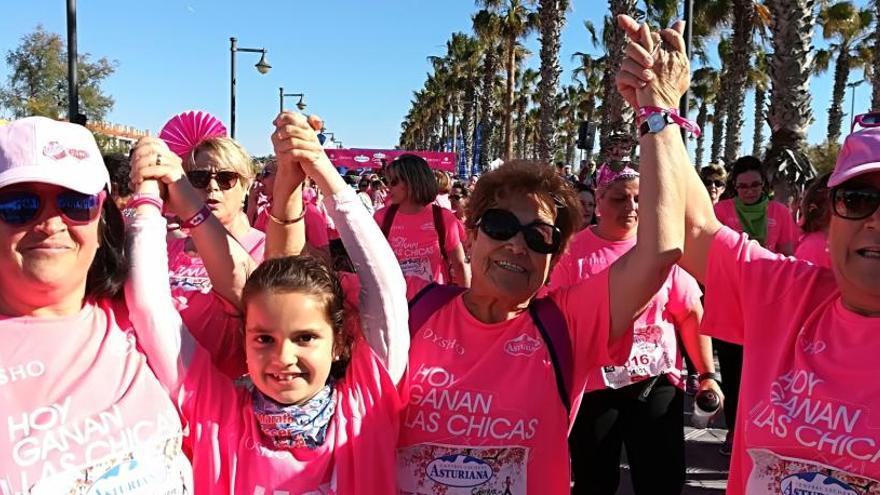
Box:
[68,149,90,161]
[42,141,67,160]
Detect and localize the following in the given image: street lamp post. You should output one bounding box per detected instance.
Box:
[279,88,306,113]
[230,37,271,139]
[848,79,866,131]
[66,0,79,123]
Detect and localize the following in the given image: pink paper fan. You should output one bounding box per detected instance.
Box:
[159,110,228,158]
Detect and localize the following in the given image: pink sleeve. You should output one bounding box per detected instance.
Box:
[702,226,815,344]
[441,209,462,253]
[546,251,577,290]
[776,203,799,248]
[178,296,247,379]
[665,266,703,317]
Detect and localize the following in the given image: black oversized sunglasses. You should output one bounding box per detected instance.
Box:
[476,208,562,254]
[186,170,241,190]
[0,189,106,226]
[831,186,880,220]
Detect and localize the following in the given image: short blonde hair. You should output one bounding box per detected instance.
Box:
[185,137,255,190]
[434,170,452,194]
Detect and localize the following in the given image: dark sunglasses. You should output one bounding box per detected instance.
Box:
[703,179,725,189]
[186,170,241,190]
[736,181,763,190]
[851,112,880,133]
[0,189,106,226]
[831,186,880,220]
[476,208,562,254]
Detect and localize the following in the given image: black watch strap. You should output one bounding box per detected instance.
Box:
[698,372,722,384]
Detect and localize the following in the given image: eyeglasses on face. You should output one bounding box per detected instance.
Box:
[735,181,763,191]
[186,170,241,190]
[0,189,106,226]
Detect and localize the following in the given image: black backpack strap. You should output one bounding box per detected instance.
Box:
[407,282,466,336]
[528,297,574,414]
[380,203,400,238]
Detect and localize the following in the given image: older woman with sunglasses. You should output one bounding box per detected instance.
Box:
[619,15,880,493]
[393,20,690,488]
[0,117,195,492]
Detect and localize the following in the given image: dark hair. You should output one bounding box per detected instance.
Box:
[800,172,832,234]
[730,156,767,187]
[242,256,352,379]
[103,153,132,199]
[466,160,581,257]
[387,154,438,205]
[86,198,128,300]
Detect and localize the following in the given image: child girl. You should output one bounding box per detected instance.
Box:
[126,112,409,494]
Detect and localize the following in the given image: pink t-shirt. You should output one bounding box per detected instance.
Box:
[374,206,461,284]
[398,271,628,495]
[795,230,831,269]
[548,227,702,391]
[715,198,799,253]
[254,203,331,250]
[179,338,403,495]
[167,228,265,378]
[0,299,192,494]
[703,226,880,494]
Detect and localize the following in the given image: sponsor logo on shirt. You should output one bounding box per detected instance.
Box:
[0,360,45,386]
[504,333,542,357]
[422,328,465,355]
[426,454,492,488]
[780,472,856,495]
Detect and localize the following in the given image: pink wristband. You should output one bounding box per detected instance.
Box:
[127,194,164,211]
[637,106,702,138]
[181,205,212,229]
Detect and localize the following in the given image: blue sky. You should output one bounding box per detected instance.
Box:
[0,0,872,159]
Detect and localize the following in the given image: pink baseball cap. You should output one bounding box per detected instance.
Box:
[829,127,880,187]
[0,116,110,195]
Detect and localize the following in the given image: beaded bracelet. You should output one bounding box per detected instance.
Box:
[181,204,212,229]
[127,193,164,211]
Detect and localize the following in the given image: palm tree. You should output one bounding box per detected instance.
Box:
[536,0,569,161]
[764,0,817,205]
[478,0,538,161]
[557,84,582,164]
[599,0,637,160]
[515,68,539,158]
[711,37,731,163]
[571,20,606,154]
[815,1,874,144]
[690,67,719,168]
[750,49,770,157]
[872,0,880,109]
[473,9,504,171]
[721,0,757,163]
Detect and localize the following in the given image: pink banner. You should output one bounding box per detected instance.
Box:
[324,148,456,172]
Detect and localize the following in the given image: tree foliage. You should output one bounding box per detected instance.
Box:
[0,25,117,121]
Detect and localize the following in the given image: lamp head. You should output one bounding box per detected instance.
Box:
[255,52,271,74]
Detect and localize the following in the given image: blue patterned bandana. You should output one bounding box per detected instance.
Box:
[251,379,337,449]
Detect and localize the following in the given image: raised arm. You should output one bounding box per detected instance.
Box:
[125,139,198,393]
[615,16,723,284]
[606,18,687,339]
[273,113,410,383]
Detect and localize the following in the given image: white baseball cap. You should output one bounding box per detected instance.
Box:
[0,116,111,195]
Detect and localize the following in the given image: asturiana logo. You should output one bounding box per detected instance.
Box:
[427,454,493,488]
[780,472,857,495]
[505,333,542,357]
[353,155,370,163]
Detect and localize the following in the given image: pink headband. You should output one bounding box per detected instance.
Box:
[596,163,639,190]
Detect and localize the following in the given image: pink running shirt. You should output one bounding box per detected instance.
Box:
[548,227,702,391]
[715,198,799,253]
[398,271,629,495]
[703,226,880,494]
[374,206,461,284]
[795,230,831,269]
[0,305,191,493]
[167,228,265,378]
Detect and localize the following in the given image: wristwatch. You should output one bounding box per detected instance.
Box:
[698,372,722,384]
[639,110,675,136]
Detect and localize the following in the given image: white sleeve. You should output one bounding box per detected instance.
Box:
[323,189,409,384]
[124,214,197,395]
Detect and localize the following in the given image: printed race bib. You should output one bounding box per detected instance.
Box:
[746,449,880,494]
[2,435,191,495]
[602,324,673,389]
[398,444,527,495]
[399,258,434,283]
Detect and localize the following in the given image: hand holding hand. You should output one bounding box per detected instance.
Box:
[271,112,328,180]
[615,15,690,110]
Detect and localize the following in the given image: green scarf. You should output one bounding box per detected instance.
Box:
[735,196,769,247]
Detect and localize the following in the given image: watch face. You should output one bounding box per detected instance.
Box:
[647,112,667,133]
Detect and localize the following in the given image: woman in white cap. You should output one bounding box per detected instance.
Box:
[617,14,880,493]
[0,117,205,492]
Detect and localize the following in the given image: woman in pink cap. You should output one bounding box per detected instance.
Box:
[618,15,880,494]
[550,163,718,494]
[0,117,196,492]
